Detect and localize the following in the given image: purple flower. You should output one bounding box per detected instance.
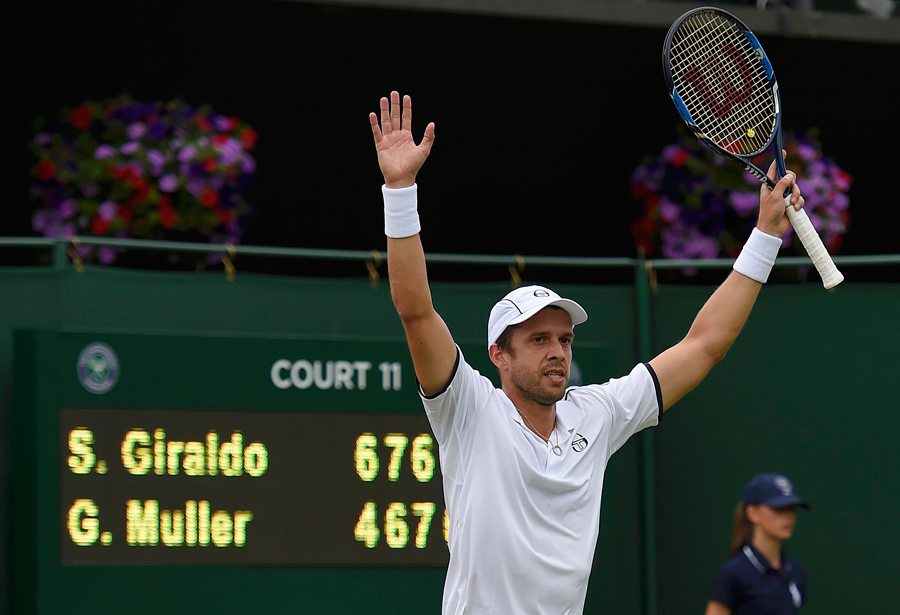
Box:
[98,200,118,221]
[126,122,147,140]
[159,174,179,192]
[121,142,140,155]
[32,210,49,232]
[214,116,233,131]
[178,146,197,162]
[34,133,53,147]
[687,234,720,259]
[661,144,684,161]
[809,160,827,177]
[94,145,116,159]
[57,222,76,240]
[729,191,758,217]
[808,212,824,232]
[97,247,117,265]
[59,199,78,219]
[147,150,165,167]
[659,198,680,223]
[781,227,793,249]
[796,143,817,161]
[216,138,242,165]
[82,182,100,198]
[803,189,824,209]
[832,192,849,211]
[240,156,256,174]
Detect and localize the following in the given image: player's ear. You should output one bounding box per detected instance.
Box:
[489,344,508,370]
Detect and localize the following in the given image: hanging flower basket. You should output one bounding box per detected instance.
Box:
[30,95,257,264]
[630,128,851,273]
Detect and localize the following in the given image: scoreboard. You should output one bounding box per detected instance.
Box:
[60,408,447,565]
[11,328,613,614]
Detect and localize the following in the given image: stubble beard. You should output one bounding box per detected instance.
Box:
[508,364,566,407]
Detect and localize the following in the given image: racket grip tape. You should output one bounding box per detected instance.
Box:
[783,198,844,289]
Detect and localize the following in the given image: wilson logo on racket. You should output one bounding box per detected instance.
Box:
[682,43,753,119]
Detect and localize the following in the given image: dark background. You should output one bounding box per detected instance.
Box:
[7,0,900,280]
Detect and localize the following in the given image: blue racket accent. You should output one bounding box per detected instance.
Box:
[670,89,695,126]
[744,30,775,79]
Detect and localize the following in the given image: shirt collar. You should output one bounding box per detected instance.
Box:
[501,393,584,434]
[742,543,792,574]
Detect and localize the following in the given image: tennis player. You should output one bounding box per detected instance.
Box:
[370,91,805,615]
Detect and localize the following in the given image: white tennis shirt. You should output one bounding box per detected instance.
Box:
[422,348,661,615]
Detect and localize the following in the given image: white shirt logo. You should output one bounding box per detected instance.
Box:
[789,581,802,607]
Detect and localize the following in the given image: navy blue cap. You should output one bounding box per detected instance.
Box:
[743,473,810,510]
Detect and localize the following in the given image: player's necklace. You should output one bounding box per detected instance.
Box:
[516,407,562,456]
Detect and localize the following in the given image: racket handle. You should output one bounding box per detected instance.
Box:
[783,197,844,289]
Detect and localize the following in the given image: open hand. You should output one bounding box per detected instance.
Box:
[370,91,435,188]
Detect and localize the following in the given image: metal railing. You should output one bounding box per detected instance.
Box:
[3,236,899,274]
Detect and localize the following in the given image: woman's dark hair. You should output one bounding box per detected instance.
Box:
[729,500,754,557]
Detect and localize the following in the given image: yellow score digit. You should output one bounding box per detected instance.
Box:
[354,433,379,481]
[410,502,436,548]
[410,434,435,483]
[384,502,409,549]
[383,433,409,482]
[354,501,380,548]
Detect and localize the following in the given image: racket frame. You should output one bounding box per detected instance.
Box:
[662,6,844,289]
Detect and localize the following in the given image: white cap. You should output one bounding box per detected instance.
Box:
[487,285,588,348]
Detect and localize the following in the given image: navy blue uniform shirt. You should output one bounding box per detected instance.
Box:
[709,544,806,614]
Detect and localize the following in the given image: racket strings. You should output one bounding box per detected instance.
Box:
[669,13,775,155]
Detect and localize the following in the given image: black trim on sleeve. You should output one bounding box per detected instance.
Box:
[419,346,461,400]
[643,362,663,422]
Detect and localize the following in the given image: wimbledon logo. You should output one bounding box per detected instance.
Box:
[77,343,120,394]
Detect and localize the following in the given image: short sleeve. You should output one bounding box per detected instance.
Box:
[419,346,495,447]
[564,363,661,455]
[708,562,742,611]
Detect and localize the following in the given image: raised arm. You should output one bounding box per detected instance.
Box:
[371,92,456,396]
[649,156,805,411]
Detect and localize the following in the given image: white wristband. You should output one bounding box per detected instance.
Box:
[383,184,421,238]
[733,227,782,283]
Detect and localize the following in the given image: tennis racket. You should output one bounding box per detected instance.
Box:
[662,6,843,289]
